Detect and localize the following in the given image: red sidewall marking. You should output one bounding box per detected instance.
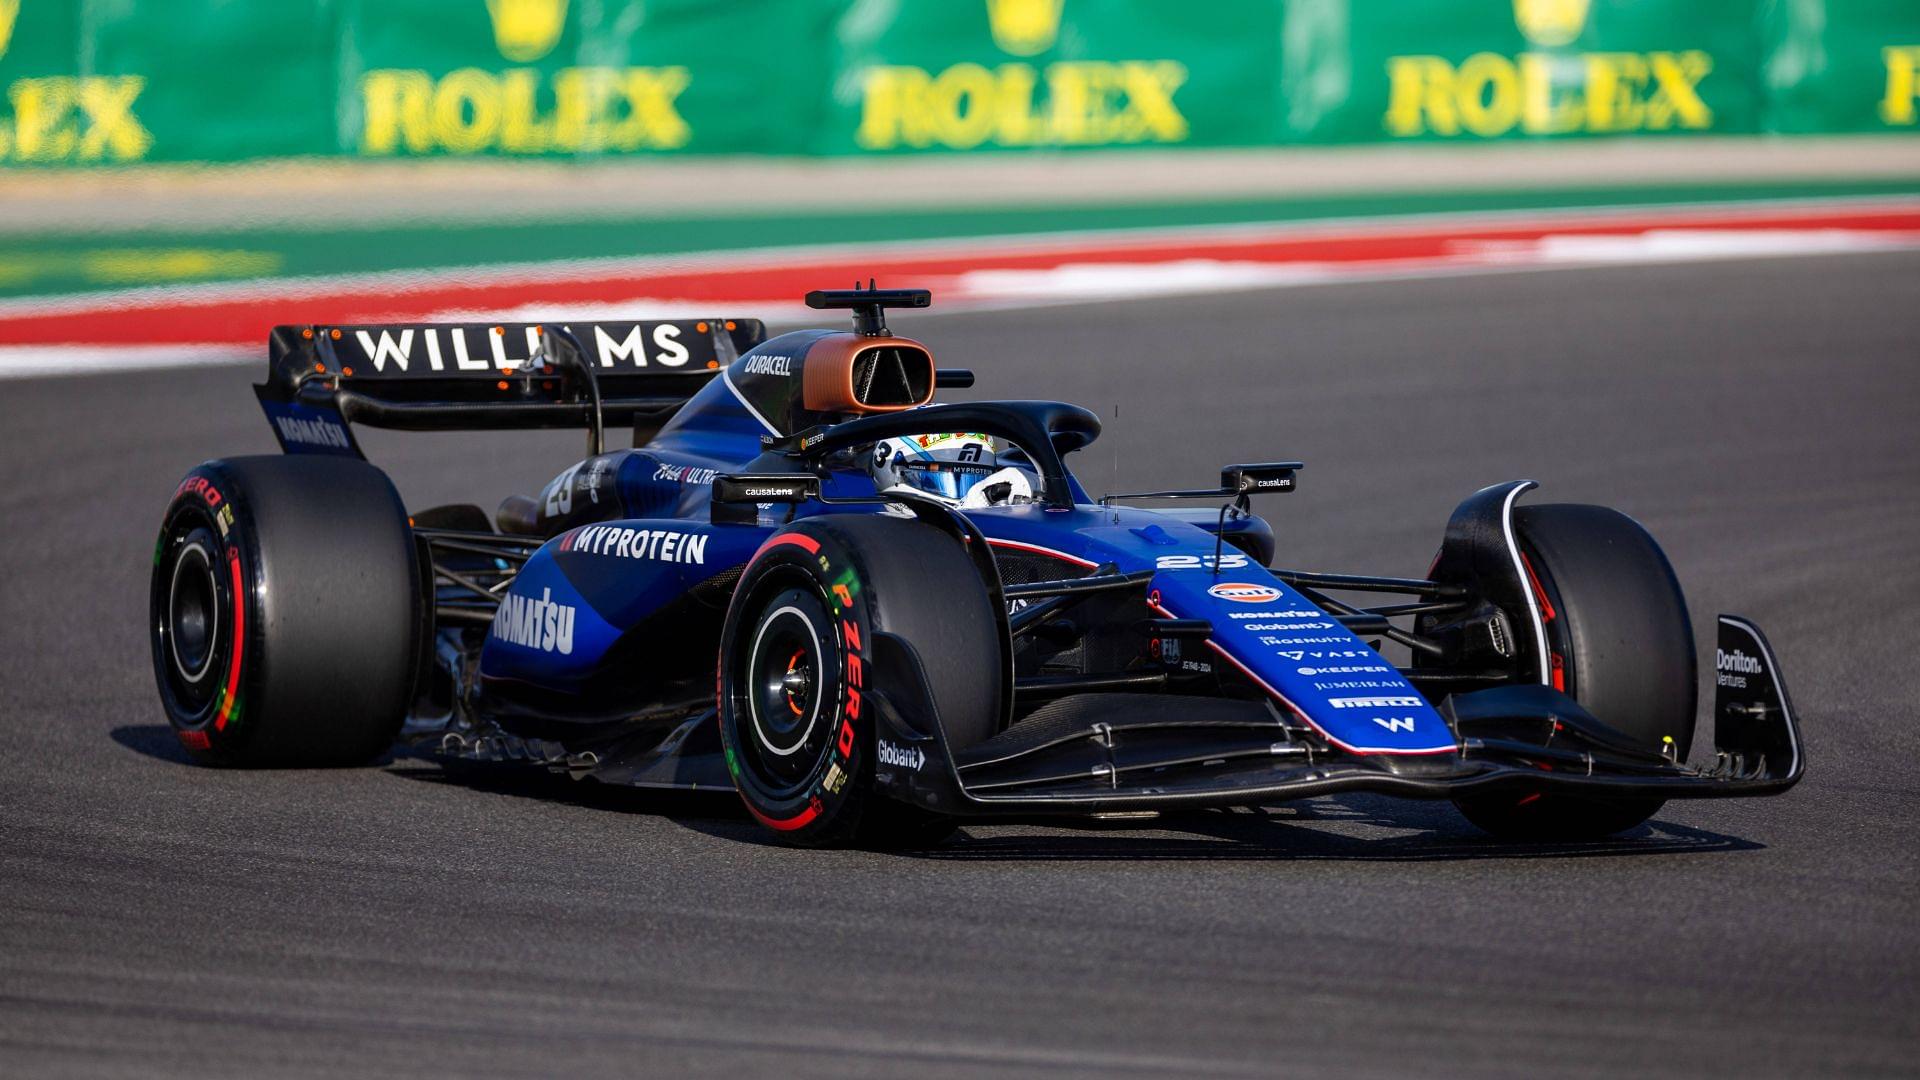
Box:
[215,546,245,731]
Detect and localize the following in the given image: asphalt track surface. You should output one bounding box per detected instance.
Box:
[4,253,1919,1077]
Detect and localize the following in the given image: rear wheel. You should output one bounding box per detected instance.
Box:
[1452,504,1697,840]
[151,456,420,767]
[718,514,1001,848]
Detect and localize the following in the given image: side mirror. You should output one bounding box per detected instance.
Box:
[1221,462,1302,495]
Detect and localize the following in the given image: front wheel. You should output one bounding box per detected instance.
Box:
[717,514,1002,848]
[1451,503,1697,840]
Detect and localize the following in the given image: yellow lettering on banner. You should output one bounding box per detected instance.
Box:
[9,77,77,160]
[1880,46,1920,125]
[434,68,500,152]
[1455,54,1519,137]
[614,67,690,150]
[855,60,1187,151]
[1383,49,1711,137]
[1384,57,1459,137]
[77,78,152,159]
[1583,52,1646,132]
[501,68,552,152]
[1519,54,1582,135]
[361,70,434,153]
[357,66,691,155]
[1646,51,1712,129]
[0,75,149,163]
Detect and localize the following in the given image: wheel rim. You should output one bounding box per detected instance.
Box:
[167,540,219,685]
[732,586,839,798]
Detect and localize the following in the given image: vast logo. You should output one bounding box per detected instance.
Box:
[485,0,568,63]
[359,0,689,156]
[855,0,1187,151]
[985,0,1063,56]
[1512,0,1589,49]
[1383,0,1713,139]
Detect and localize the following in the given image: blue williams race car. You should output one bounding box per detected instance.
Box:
[151,288,1802,846]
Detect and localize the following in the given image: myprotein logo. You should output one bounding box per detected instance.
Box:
[492,587,575,654]
[1209,583,1283,605]
[877,739,926,772]
[561,525,709,565]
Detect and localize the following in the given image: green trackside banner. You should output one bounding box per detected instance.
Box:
[1,0,1918,167]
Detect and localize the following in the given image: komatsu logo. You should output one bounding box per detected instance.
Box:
[273,415,350,449]
[492,587,575,655]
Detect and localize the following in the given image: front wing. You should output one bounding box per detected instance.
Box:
[868,615,1802,816]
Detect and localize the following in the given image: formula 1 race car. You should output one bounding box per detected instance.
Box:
[150,287,1803,847]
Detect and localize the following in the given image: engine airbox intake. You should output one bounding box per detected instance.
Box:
[802,334,935,414]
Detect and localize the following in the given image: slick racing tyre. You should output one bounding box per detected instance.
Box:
[718,514,1001,848]
[1453,504,1697,840]
[151,456,420,767]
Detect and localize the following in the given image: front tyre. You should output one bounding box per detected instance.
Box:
[151,456,420,767]
[718,515,1002,848]
[1453,503,1697,840]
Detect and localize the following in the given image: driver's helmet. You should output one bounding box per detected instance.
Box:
[870,433,1036,508]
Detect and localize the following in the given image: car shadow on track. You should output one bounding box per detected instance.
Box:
[898,801,1762,863]
[112,725,1762,862]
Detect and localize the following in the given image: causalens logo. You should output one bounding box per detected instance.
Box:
[492,587,576,654]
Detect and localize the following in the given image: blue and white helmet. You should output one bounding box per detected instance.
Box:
[870,433,1036,508]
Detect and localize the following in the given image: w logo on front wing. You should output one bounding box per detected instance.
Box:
[1372,716,1418,733]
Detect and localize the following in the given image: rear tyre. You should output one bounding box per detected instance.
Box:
[718,514,1001,848]
[151,456,420,767]
[1453,504,1697,840]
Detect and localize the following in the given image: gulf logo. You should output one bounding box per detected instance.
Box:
[1208,582,1283,605]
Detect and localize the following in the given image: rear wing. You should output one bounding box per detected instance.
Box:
[254,319,766,457]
